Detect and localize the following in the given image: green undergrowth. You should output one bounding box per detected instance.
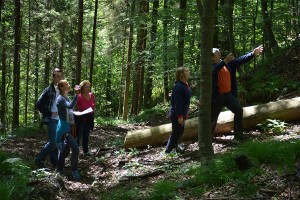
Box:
[0,150,31,200]
[101,140,300,199]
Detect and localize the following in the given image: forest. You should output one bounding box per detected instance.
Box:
[0,0,300,199]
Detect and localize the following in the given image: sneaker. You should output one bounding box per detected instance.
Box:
[72,171,80,181]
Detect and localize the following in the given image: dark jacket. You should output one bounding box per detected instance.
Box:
[170,81,192,118]
[36,82,57,120]
[212,52,254,101]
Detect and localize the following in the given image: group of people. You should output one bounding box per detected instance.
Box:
[34,45,263,179]
[165,45,263,153]
[35,68,95,180]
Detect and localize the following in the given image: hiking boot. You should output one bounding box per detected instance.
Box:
[72,171,80,181]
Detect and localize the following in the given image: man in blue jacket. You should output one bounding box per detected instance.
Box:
[211,45,263,140]
[35,68,63,167]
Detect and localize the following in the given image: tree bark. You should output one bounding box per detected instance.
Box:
[177,0,187,67]
[144,0,159,109]
[197,0,216,158]
[76,0,84,84]
[89,0,98,85]
[122,0,135,121]
[261,0,279,55]
[12,0,21,129]
[162,0,169,102]
[1,0,6,132]
[124,97,300,149]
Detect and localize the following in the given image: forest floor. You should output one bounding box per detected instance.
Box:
[1,117,300,200]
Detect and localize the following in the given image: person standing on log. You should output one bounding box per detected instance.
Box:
[211,45,263,140]
[35,68,63,168]
[165,67,192,153]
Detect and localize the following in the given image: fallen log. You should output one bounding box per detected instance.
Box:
[124,97,300,149]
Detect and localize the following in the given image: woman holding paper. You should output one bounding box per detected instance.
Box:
[75,80,95,156]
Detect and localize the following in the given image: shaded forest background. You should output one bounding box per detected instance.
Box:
[0,0,299,133]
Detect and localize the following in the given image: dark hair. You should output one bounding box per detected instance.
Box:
[175,66,187,82]
[52,68,63,77]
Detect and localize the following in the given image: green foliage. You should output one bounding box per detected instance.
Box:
[257,119,288,133]
[10,124,43,137]
[0,154,31,200]
[100,187,140,200]
[147,180,177,200]
[240,140,300,171]
[130,104,169,124]
[0,182,13,200]
[183,140,300,197]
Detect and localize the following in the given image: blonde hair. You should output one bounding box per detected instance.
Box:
[57,80,68,94]
[79,80,91,93]
[175,66,187,82]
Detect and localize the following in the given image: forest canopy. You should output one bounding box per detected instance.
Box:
[0,0,299,132]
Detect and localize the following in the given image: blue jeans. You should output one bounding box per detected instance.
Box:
[57,133,79,172]
[76,121,90,153]
[166,112,185,153]
[211,92,243,135]
[35,118,58,165]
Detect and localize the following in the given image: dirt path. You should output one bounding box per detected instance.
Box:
[1,122,300,199]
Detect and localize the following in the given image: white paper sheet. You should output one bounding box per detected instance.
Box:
[73,107,93,116]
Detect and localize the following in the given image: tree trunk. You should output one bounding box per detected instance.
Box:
[144,0,159,109]
[1,1,6,132]
[197,0,216,158]
[89,0,98,85]
[177,0,187,67]
[25,0,31,126]
[261,0,279,55]
[226,0,235,56]
[12,0,21,129]
[124,97,300,149]
[76,0,84,84]
[59,24,64,70]
[131,0,148,115]
[163,0,169,102]
[122,0,135,121]
[34,33,39,123]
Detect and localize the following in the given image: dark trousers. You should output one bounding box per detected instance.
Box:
[57,133,79,172]
[166,112,185,153]
[76,121,90,154]
[211,93,243,135]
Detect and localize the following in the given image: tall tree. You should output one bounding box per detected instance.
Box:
[76,0,84,84]
[131,0,148,115]
[12,0,21,129]
[261,0,279,55]
[226,0,235,55]
[123,0,135,121]
[162,0,170,102]
[177,0,187,67]
[25,0,31,125]
[0,0,6,132]
[196,0,215,159]
[89,0,98,85]
[144,0,159,109]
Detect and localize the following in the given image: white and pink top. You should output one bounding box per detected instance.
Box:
[77,93,95,112]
